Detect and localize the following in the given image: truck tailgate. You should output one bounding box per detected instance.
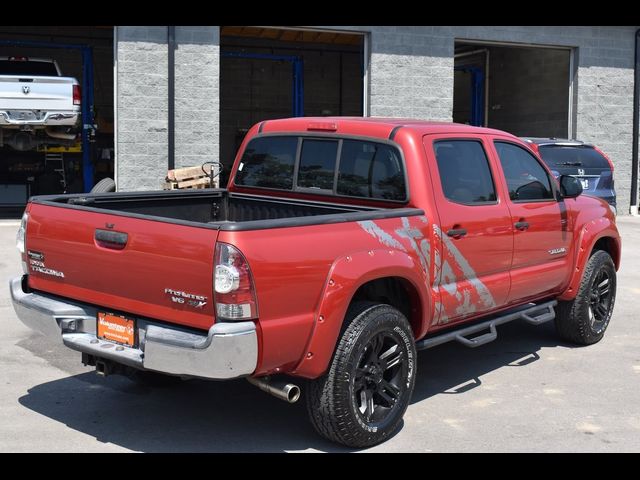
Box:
[0,76,76,110]
[25,203,219,330]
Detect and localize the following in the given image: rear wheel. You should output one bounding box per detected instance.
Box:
[556,250,616,345]
[306,303,416,448]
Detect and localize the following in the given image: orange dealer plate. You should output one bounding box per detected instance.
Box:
[97,312,136,347]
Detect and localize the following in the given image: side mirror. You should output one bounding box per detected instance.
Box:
[559,175,583,198]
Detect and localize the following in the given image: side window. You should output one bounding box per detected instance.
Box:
[337,140,406,200]
[434,140,497,204]
[494,142,554,201]
[297,139,339,190]
[235,136,297,190]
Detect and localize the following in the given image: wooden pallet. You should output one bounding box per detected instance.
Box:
[164,164,219,190]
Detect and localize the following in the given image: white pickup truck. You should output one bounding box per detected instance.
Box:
[0,56,81,151]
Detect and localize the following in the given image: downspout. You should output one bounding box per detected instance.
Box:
[631,28,640,215]
[113,26,118,190]
[167,26,176,171]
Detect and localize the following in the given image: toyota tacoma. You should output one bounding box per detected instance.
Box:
[10,117,621,447]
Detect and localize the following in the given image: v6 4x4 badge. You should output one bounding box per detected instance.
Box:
[164,288,207,308]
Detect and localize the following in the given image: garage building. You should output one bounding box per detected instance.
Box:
[0,26,114,215]
[1,26,639,215]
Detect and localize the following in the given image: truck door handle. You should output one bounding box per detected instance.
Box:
[95,229,128,250]
[514,221,530,231]
[446,228,467,238]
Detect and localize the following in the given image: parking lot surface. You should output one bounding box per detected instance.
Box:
[1,217,639,452]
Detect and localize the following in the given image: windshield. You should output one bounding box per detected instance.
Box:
[537,145,610,170]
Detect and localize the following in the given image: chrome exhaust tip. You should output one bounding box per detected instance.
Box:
[247,376,300,403]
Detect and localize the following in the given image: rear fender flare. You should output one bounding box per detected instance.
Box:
[291,248,428,379]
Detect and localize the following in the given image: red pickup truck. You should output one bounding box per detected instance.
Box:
[11,118,620,448]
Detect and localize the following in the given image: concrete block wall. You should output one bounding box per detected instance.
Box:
[174,27,219,169]
[352,26,455,120]
[115,26,169,191]
[115,26,219,191]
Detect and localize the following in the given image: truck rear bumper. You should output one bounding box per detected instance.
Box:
[0,110,79,126]
[9,276,257,379]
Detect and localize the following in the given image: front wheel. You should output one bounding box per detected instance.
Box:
[556,250,617,345]
[306,303,416,448]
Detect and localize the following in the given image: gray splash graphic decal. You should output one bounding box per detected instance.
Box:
[357,220,407,251]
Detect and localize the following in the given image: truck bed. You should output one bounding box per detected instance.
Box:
[35,189,419,230]
[25,189,421,331]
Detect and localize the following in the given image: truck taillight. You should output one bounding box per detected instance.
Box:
[16,212,28,254]
[214,243,258,321]
[73,85,81,106]
[16,212,28,273]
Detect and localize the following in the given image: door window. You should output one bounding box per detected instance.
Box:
[434,140,497,204]
[494,142,554,202]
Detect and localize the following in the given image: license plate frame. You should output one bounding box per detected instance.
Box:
[97,311,136,347]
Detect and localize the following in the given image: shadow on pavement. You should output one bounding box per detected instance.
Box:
[17,319,574,452]
[411,319,575,403]
[18,371,353,452]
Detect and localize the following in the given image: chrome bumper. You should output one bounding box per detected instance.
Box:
[0,110,79,126]
[9,276,257,379]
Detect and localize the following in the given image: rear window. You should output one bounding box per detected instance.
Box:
[234,136,297,189]
[337,140,406,200]
[538,145,610,170]
[235,135,407,201]
[0,60,59,76]
[298,139,338,190]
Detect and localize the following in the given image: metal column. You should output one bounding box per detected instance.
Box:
[81,46,95,191]
[455,65,485,127]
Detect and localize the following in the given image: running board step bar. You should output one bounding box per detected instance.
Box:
[416,300,557,350]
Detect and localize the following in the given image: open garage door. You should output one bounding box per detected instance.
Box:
[453,41,573,139]
[220,27,365,185]
[0,26,114,217]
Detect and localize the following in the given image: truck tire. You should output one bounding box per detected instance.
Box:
[306,303,416,448]
[90,177,116,193]
[556,250,616,345]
